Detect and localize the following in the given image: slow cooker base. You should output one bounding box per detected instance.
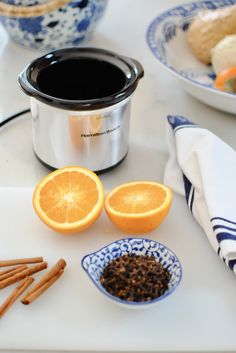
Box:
[33,150,128,175]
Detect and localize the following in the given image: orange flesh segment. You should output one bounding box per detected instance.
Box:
[108,184,167,214]
[39,171,99,223]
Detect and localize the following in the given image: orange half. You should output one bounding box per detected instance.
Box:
[104,181,172,234]
[33,166,104,234]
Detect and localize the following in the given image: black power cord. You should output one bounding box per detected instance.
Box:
[0,108,30,128]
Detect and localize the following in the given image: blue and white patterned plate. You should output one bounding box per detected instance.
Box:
[82,237,182,309]
[146,0,236,115]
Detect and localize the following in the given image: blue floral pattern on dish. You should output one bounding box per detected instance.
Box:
[19,17,44,35]
[0,0,108,50]
[82,238,182,307]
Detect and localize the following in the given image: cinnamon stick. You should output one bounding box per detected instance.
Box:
[0,257,43,267]
[0,262,47,289]
[21,259,66,305]
[0,265,28,281]
[21,270,64,305]
[0,264,26,276]
[0,277,34,318]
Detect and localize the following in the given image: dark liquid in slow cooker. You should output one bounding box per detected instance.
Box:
[36,58,127,100]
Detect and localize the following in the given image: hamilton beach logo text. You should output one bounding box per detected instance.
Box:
[81,125,120,138]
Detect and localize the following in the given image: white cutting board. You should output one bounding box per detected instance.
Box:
[0,187,236,352]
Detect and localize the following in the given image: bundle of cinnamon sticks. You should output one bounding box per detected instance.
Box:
[0,256,66,318]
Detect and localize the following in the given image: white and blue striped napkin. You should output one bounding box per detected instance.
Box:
[164,115,236,274]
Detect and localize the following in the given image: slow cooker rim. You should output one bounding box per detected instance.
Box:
[18,47,144,111]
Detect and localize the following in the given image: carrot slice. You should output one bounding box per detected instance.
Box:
[214,67,236,93]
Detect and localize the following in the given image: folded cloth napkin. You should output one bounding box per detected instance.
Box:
[164,115,236,274]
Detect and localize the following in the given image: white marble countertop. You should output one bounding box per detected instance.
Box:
[1,0,236,352]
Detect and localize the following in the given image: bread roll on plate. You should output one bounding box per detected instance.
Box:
[187,4,236,64]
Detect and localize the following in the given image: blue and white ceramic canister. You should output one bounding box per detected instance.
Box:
[0,0,108,50]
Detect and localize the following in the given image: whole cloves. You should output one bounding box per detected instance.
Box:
[100,254,171,302]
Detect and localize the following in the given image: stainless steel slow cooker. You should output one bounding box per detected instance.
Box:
[18,47,144,173]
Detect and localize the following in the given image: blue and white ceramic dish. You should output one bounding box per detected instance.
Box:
[0,0,108,50]
[82,237,182,309]
[146,0,236,115]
